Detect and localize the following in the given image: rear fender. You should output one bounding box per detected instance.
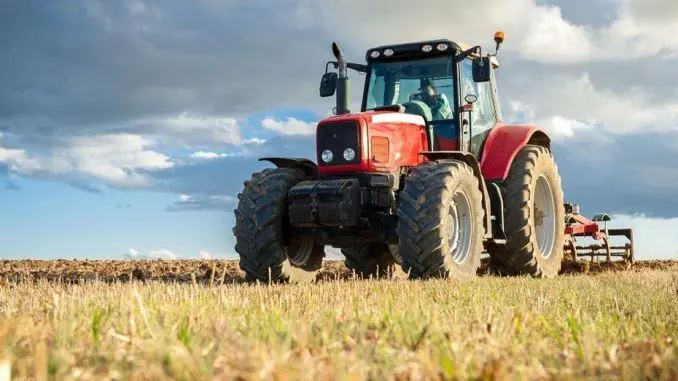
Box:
[480,125,551,180]
[419,151,492,239]
[259,157,318,178]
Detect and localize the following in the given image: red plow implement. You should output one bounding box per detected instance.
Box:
[563,202,634,263]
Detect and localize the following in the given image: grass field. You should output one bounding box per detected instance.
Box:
[0,259,676,380]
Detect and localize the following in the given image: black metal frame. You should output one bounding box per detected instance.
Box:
[287,172,400,247]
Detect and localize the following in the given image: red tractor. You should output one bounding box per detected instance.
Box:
[233,32,625,282]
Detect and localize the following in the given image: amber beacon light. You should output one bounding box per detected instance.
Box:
[493,31,505,54]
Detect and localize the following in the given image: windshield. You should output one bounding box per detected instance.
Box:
[363,55,456,122]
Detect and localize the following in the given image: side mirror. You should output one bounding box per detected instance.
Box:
[319,72,338,97]
[472,57,491,83]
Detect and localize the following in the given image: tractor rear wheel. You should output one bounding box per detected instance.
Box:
[233,167,325,283]
[342,243,397,279]
[487,145,565,277]
[396,160,485,279]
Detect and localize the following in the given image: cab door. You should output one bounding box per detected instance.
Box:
[459,58,500,158]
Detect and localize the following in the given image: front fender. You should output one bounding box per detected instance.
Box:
[479,124,551,180]
[259,157,318,178]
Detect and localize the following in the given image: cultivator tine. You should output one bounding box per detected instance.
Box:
[573,236,633,263]
[570,231,634,263]
[606,228,634,263]
[564,234,577,261]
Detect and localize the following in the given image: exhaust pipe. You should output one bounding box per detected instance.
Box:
[332,42,350,115]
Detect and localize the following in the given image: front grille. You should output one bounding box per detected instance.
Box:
[316,120,360,166]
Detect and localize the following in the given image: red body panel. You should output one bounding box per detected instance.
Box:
[315,115,549,179]
[479,123,548,180]
[565,224,601,236]
[316,111,428,175]
[434,136,459,151]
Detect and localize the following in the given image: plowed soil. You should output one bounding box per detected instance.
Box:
[0,257,675,285]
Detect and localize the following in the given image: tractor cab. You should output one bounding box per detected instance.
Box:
[320,35,504,158]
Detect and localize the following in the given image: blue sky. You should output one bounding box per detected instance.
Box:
[1,0,678,260]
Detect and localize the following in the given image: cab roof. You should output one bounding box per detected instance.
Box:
[366,38,500,69]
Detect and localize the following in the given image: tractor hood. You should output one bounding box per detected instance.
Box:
[315,110,428,175]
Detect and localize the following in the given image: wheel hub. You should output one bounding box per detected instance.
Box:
[448,190,473,265]
[534,175,556,259]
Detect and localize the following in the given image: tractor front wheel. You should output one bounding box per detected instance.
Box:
[487,145,565,277]
[233,167,325,283]
[396,160,485,279]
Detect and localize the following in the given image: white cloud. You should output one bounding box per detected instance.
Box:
[67,134,174,182]
[162,112,243,146]
[190,151,223,160]
[123,248,179,260]
[506,72,678,135]
[307,0,536,52]
[166,193,237,212]
[519,6,595,63]
[124,248,142,259]
[0,148,43,172]
[601,0,678,59]
[242,137,267,145]
[518,0,678,63]
[261,117,316,135]
[148,249,178,260]
[0,134,174,188]
[308,0,678,65]
[123,248,225,260]
[189,151,241,160]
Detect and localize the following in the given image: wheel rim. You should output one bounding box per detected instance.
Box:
[448,190,473,264]
[534,175,556,259]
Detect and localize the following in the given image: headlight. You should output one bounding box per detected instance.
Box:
[436,43,449,51]
[421,44,433,52]
[383,48,394,57]
[343,148,356,161]
[370,50,380,58]
[321,149,333,163]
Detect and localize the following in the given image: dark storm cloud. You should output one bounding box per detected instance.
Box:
[551,130,678,218]
[0,0,334,137]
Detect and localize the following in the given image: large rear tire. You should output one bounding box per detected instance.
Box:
[233,167,324,283]
[396,160,485,279]
[342,243,398,279]
[487,145,565,277]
